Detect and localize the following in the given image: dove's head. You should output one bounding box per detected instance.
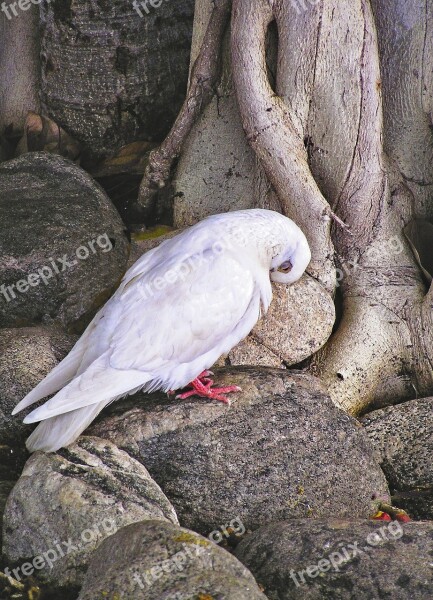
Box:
[269,223,311,284]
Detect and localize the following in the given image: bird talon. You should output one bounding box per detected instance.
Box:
[175,377,241,404]
[213,394,231,404]
[175,390,197,400]
[199,370,214,378]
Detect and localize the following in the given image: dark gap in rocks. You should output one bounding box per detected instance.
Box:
[333,285,344,333]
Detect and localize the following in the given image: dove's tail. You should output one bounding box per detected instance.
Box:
[12,342,86,416]
[25,401,110,452]
[12,315,104,416]
[17,352,151,453]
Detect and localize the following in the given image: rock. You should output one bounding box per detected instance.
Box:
[234,518,433,600]
[90,367,389,534]
[40,0,194,160]
[0,326,77,447]
[78,519,267,600]
[0,480,15,547]
[0,152,129,329]
[361,398,433,520]
[228,276,335,367]
[2,437,178,591]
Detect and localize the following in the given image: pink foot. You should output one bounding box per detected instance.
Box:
[167,371,213,396]
[176,374,241,404]
[196,370,214,385]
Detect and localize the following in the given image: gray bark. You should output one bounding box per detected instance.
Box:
[371,0,433,217]
[136,0,232,221]
[39,0,194,160]
[172,0,433,415]
[0,5,40,133]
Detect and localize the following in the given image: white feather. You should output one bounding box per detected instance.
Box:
[14,209,311,452]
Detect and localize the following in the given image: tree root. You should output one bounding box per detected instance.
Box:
[231,0,336,290]
[230,0,433,414]
[134,0,232,222]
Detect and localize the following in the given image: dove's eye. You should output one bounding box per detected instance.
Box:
[278,260,293,273]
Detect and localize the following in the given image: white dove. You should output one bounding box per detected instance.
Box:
[13,209,311,452]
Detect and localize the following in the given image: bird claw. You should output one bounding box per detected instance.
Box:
[199,370,214,378]
[175,378,241,405]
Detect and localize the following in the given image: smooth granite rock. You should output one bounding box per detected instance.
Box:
[90,367,390,534]
[2,437,178,591]
[362,397,433,520]
[78,519,267,600]
[235,518,433,600]
[0,152,129,329]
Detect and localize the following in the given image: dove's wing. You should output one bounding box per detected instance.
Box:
[13,237,198,415]
[111,248,260,368]
[22,248,264,423]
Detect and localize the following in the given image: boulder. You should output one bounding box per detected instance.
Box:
[0,480,15,548]
[362,397,433,520]
[0,325,77,447]
[228,276,335,367]
[0,152,129,329]
[90,367,389,534]
[2,437,178,591]
[234,518,433,600]
[78,519,267,600]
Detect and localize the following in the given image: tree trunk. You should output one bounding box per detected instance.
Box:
[153,0,433,415]
[38,0,194,161]
[0,5,40,133]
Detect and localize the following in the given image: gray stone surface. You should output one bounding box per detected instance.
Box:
[0,152,129,329]
[0,480,15,548]
[90,367,389,535]
[78,519,267,600]
[2,436,178,590]
[40,0,194,160]
[0,325,77,446]
[362,397,433,520]
[227,276,335,367]
[235,518,433,600]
